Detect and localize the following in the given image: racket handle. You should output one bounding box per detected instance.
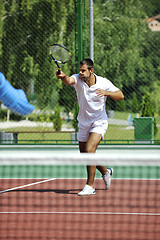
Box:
[57,69,61,75]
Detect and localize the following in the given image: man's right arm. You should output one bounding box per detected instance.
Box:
[56,71,75,86]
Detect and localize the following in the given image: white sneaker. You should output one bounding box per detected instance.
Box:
[78,184,95,196]
[102,168,113,190]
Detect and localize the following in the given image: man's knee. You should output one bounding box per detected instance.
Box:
[85,144,96,153]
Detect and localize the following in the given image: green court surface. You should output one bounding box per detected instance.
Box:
[1,165,159,180]
[0,144,160,180]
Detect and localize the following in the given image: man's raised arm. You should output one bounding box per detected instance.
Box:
[56,71,75,86]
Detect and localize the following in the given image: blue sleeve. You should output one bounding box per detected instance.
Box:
[0,72,35,115]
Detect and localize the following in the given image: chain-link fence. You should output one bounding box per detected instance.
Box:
[0,0,160,144]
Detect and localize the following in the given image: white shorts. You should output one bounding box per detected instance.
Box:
[77,120,108,142]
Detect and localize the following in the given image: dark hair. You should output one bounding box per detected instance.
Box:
[80,58,94,70]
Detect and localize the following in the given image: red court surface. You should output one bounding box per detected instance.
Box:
[0,178,160,240]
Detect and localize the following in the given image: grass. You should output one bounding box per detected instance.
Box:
[104,125,134,140]
[113,111,137,120]
[0,111,159,144]
[7,124,159,145]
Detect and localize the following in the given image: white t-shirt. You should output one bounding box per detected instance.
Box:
[72,74,119,126]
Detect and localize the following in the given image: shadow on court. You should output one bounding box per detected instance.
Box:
[2,187,107,195]
[6,188,81,194]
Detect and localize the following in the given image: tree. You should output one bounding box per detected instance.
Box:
[1,0,160,121]
[150,81,160,114]
[53,104,62,131]
[130,93,140,113]
[141,93,158,136]
[93,0,160,111]
[0,0,76,110]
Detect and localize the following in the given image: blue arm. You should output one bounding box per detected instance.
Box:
[0,72,35,115]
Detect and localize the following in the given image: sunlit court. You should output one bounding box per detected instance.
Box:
[0,145,160,239]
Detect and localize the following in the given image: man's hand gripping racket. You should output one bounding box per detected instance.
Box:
[49,44,71,75]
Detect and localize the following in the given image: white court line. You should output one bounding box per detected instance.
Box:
[0,212,160,216]
[1,178,159,216]
[1,178,159,194]
[0,178,56,193]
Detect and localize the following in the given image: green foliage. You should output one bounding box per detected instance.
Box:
[53,104,62,131]
[0,109,24,121]
[72,101,79,132]
[141,93,154,117]
[150,81,160,114]
[141,93,158,136]
[0,109,7,121]
[0,0,160,135]
[94,0,160,112]
[115,99,126,112]
[130,93,140,113]
[0,0,75,110]
[59,85,75,113]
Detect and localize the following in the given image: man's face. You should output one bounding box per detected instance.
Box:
[79,64,93,81]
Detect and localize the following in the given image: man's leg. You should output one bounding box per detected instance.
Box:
[96,166,108,176]
[79,132,102,187]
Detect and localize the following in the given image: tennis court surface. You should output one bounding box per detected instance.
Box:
[0,145,160,239]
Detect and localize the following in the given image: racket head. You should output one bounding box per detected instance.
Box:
[49,44,71,68]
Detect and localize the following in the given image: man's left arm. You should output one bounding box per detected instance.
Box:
[96,89,124,101]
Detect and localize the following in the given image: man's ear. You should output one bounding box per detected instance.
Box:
[90,68,94,73]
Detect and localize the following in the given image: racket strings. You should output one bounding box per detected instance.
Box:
[50,46,70,63]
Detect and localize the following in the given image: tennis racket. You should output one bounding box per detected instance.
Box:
[49,44,71,74]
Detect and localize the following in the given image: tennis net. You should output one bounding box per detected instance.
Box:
[0,148,160,240]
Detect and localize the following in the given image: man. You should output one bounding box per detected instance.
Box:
[56,58,124,196]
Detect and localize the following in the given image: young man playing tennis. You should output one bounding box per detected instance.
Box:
[56,58,124,196]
